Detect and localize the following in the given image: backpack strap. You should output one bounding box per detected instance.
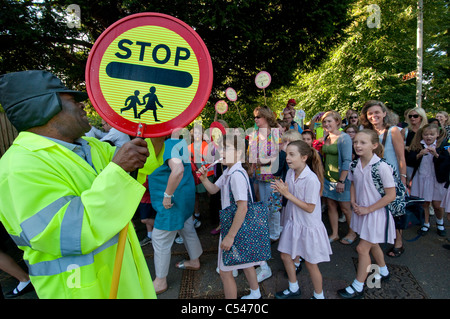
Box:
[370,159,390,245]
[227,169,253,206]
[349,159,358,176]
[381,126,390,147]
[370,159,385,197]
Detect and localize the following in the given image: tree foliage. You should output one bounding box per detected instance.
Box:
[0,0,351,128]
[266,0,449,122]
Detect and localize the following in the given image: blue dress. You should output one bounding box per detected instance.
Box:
[149,138,195,231]
[379,127,400,174]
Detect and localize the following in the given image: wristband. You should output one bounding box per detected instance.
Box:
[338,180,345,184]
[400,174,407,178]
[164,192,174,198]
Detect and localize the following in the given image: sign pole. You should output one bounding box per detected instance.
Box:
[109,226,128,299]
[85,12,213,299]
[263,88,267,106]
[109,122,144,299]
[416,0,423,108]
[255,71,271,107]
[236,104,246,130]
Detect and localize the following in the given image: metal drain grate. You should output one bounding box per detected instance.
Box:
[352,257,428,299]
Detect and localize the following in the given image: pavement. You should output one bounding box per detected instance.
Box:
[1,207,449,300]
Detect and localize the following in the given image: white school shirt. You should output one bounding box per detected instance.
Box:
[214,162,252,209]
[417,139,437,177]
[347,154,395,207]
[285,165,322,227]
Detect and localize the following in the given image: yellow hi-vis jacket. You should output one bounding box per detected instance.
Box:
[0,132,156,299]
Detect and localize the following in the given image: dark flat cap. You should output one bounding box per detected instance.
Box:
[0,70,88,131]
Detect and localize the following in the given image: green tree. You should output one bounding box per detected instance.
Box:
[0,0,352,128]
[267,0,449,122]
[421,0,449,112]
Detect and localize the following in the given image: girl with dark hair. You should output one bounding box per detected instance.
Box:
[272,140,331,299]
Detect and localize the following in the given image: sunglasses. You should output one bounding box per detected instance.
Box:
[350,116,358,119]
[408,114,420,119]
[254,116,261,119]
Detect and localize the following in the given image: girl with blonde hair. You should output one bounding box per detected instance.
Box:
[406,124,449,237]
[338,129,396,299]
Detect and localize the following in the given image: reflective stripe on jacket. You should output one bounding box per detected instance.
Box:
[0,132,156,299]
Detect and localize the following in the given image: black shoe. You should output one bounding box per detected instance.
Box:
[275,287,301,299]
[437,224,447,237]
[5,282,35,298]
[417,225,429,236]
[337,284,364,299]
[380,273,391,283]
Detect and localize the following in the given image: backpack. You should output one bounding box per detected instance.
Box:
[350,158,406,217]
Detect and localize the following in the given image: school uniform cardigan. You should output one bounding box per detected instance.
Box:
[405,140,450,185]
[332,132,353,177]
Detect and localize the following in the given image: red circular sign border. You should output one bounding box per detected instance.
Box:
[85,12,213,138]
[254,71,271,89]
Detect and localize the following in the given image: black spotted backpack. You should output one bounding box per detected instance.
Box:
[350,158,406,217]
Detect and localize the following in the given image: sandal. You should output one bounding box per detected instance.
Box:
[340,236,356,245]
[175,260,200,271]
[155,286,168,295]
[329,236,339,243]
[387,246,405,258]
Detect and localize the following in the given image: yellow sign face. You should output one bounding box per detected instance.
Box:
[86,13,213,137]
[98,25,199,124]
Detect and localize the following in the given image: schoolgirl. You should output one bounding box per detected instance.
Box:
[338,129,397,299]
[198,135,264,299]
[271,140,332,299]
[406,124,449,236]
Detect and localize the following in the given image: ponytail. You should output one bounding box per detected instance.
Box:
[287,140,324,194]
[373,143,384,158]
[309,147,324,195]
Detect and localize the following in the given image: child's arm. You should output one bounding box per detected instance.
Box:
[350,182,357,208]
[271,179,315,213]
[221,200,248,251]
[353,187,396,216]
[197,165,220,194]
